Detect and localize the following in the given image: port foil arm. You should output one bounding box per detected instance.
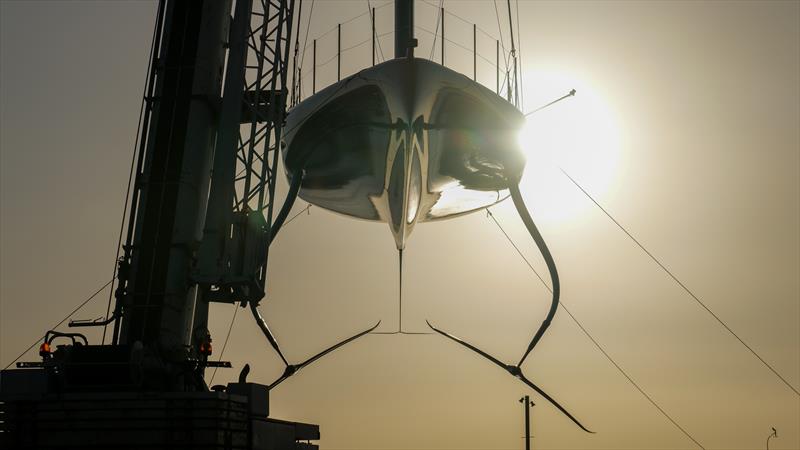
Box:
[250,170,305,367]
[269,170,304,245]
[251,302,290,366]
[424,180,593,433]
[269,321,381,389]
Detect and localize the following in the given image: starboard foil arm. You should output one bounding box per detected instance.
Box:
[509,182,559,367]
[426,181,593,433]
[253,161,379,390]
[426,320,593,433]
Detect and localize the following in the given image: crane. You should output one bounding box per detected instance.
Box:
[0,1,324,448]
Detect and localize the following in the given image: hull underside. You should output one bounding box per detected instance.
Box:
[282,57,525,248]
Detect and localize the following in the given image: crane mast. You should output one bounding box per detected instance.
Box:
[113,0,295,385]
[115,0,229,364]
[1,1,320,448]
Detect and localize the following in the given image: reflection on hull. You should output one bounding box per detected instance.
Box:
[282,57,525,249]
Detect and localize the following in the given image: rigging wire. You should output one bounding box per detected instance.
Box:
[291,0,304,105]
[505,0,519,107]
[415,26,499,68]
[301,1,391,66]
[492,0,507,58]
[3,280,114,371]
[102,0,163,344]
[370,248,434,336]
[399,249,403,331]
[209,304,238,385]
[428,0,444,61]
[283,204,312,226]
[366,0,387,63]
[485,210,705,449]
[492,0,512,82]
[559,168,800,397]
[298,0,315,70]
[514,0,524,107]
[418,0,504,50]
[206,203,313,382]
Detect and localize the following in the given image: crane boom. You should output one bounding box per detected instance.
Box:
[0,1,320,448]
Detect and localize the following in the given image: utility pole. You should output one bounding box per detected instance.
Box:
[520,395,534,450]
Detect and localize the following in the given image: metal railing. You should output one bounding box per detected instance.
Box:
[290,2,517,105]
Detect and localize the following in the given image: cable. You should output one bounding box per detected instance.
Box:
[428,0,444,61]
[3,280,113,370]
[493,0,506,55]
[291,0,304,106]
[341,36,373,54]
[418,0,503,47]
[209,304,238,385]
[415,25,498,68]
[206,202,313,382]
[492,0,512,77]
[559,168,800,397]
[486,210,705,449]
[514,0,524,107]
[283,204,312,226]
[366,0,387,63]
[102,0,163,345]
[399,249,403,331]
[298,0,315,70]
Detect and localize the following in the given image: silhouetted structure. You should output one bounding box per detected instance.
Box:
[520,395,534,450]
[0,1,319,448]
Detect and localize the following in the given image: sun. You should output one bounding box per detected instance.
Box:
[515,69,623,224]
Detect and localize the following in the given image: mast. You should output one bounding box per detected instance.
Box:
[394,0,416,58]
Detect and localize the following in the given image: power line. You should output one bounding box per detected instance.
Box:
[486,209,705,449]
[3,280,114,370]
[559,168,800,397]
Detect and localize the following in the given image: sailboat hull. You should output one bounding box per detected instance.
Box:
[281,57,525,248]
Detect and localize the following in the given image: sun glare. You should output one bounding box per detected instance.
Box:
[515,70,622,224]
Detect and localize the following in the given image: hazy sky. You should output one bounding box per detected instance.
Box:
[1,1,798,449]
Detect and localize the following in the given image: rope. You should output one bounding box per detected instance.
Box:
[3,280,113,370]
[559,168,800,397]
